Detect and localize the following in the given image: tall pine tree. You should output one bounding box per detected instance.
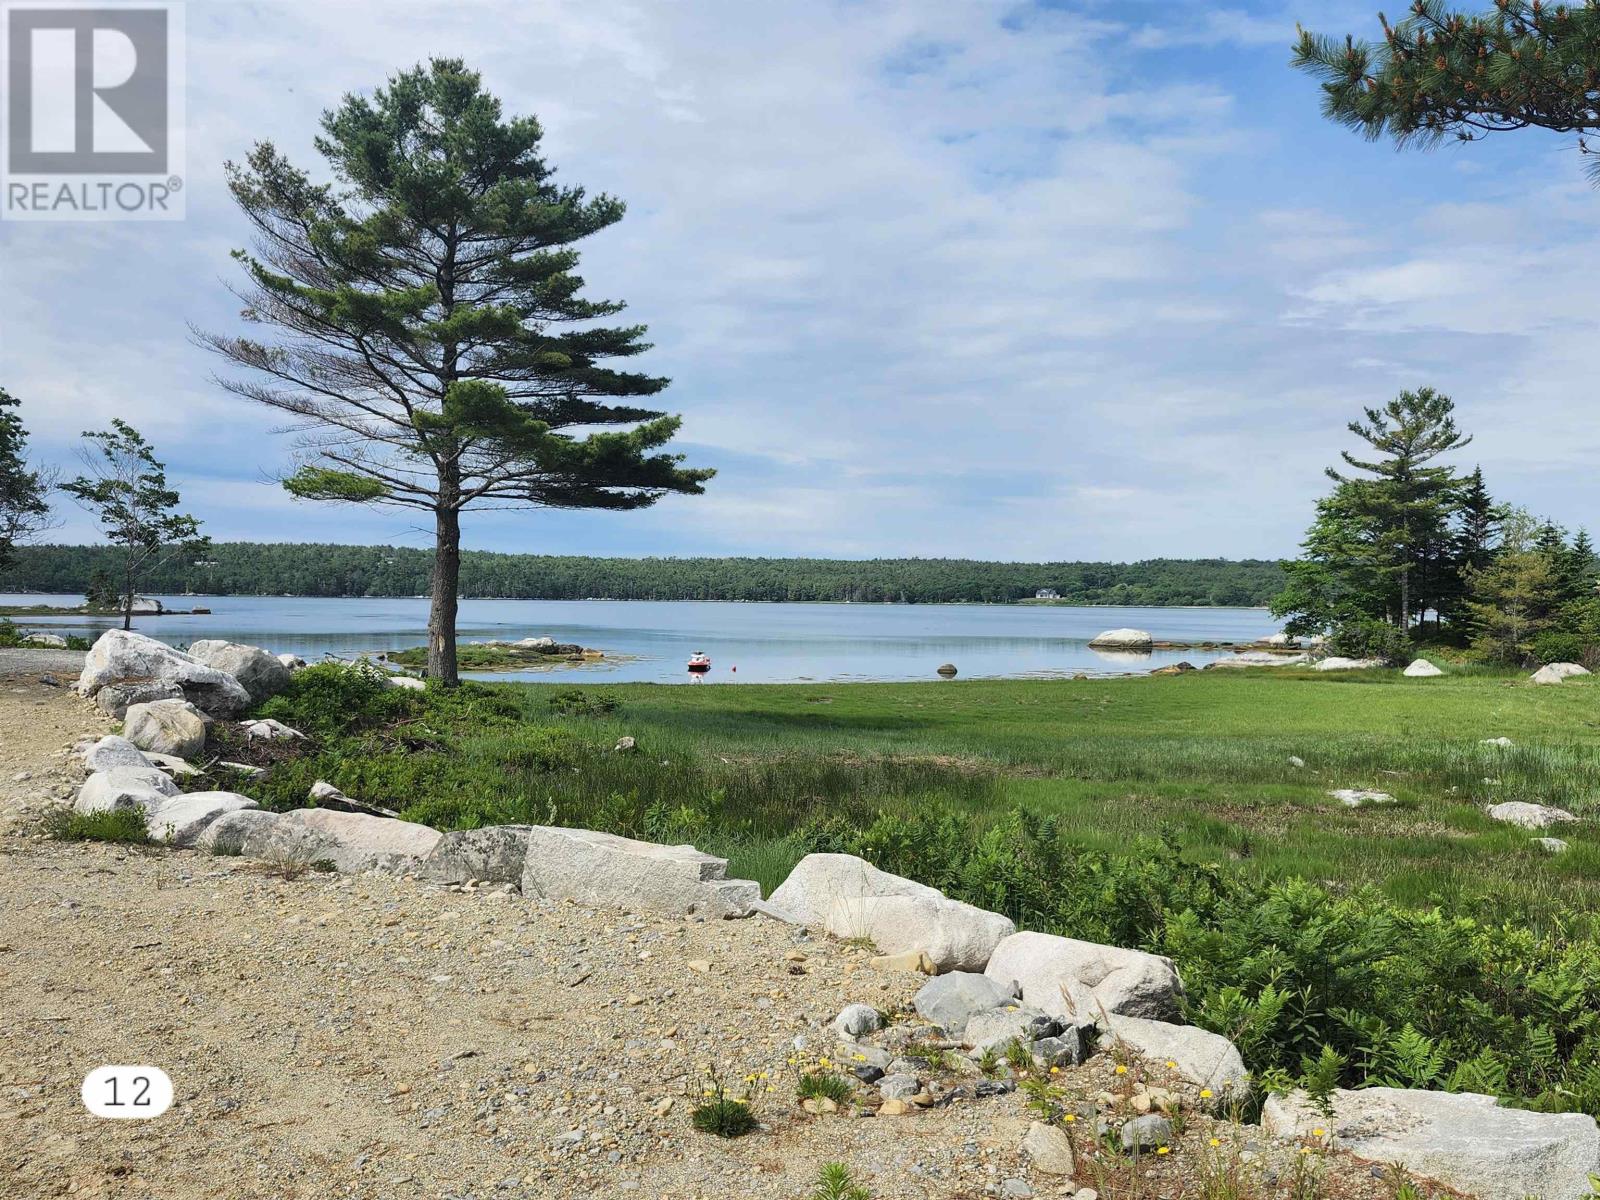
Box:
[1328,387,1470,630]
[201,60,713,685]
[0,388,53,570]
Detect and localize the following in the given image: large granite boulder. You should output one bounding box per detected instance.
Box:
[146,792,258,847]
[418,825,535,884]
[75,767,179,815]
[520,827,760,919]
[1532,662,1591,685]
[1263,1087,1600,1200]
[770,853,946,926]
[1315,656,1383,671]
[123,698,209,759]
[77,630,251,718]
[984,931,1183,1022]
[1103,1015,1250,1107]
[1486,802,1577,830]
[1403,659,1445,678]
[1088,628,1154,650]
[1206,651,1310,670]
[278,809,442,873]
[187,640,293,704]
[197,809,334,862]
[825,893,1014,973]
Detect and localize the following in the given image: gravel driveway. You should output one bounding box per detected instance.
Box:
[0,647,86,678]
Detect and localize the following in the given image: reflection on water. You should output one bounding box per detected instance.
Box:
[2,594,1276,684]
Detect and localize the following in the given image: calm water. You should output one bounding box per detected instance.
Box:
[2,594,1276,683]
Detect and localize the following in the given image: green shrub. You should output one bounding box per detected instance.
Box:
[690,1097,757,1138]
[43,806,150,844]
[255,661,419,737]
[548,688,620,717]
[1533,631,1591,666]
[1326,617,1411,665]
[0,618,20,648]
[65,634,91,651]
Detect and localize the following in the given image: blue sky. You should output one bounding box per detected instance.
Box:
[4,0,1598,560]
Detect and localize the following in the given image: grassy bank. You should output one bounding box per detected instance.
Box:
[192,663,1600,1115]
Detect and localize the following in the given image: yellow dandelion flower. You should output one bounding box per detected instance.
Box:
[1156,1146,1170,1155]
[1209,1137,1221,1148]
[1049,1066,1061,1075]
[1299,1147,1312,1156]
[1114,1065,1128,1075]
[1165,1060,1177,1069]
[1199,1088,1213,1099]
[1063,1114,1076,1123]
[852,1054,866,1062]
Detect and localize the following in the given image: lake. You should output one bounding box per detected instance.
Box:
[1,594,1277,683]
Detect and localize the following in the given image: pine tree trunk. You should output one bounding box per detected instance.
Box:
[428,503,461,687]
[1400,567,1410,634]
[122,557,135,632]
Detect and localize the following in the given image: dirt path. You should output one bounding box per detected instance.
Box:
[0,680,1430,1200]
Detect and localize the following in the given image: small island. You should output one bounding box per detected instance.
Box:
[385,636,608,673]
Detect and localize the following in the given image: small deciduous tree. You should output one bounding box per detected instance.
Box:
[62,420,205,630]
[200,59,712,685]
[0,388,55,570]
[1294,1,1600,183]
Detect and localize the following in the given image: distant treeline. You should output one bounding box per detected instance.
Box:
[0,544,1284,606]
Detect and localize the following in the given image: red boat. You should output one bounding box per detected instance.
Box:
[687,652,712,677]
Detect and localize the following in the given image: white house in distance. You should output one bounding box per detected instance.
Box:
[1035,588,1060,600]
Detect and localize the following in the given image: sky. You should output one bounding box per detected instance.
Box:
[3,0,1599,562]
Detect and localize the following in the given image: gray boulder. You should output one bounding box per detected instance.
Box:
[1088,628,1153,650]
[75,767,179,815]
[984,931,1183,1022]
[1263,1087,1600,1200]
[1119,1114,1173,1152]
[123,698,209,759]
[1028,1031,1085,1068]
[964,1004,1061,1055]
[77,630,251,717]
[82,734,152,773]
[187,640,293,704]
[1103,1015,1250,1107]
[23,633,67,648]
[94,679,186,718]
[197,809,335,863]
[1486,802,1576,830]
[418,825,534,884]
[146,792,258,847]
[276,653,307,671]
[520,827,760,919]
[913,972,1017,1036]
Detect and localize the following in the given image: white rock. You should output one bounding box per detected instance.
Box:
[772,852,957,925]
[22,633,67,648]
[1533,837,1570,854]
[1403,659,1445,677]
[241,718,303,741]
[825,893,1014,974]
[1481,737,1515,748]
[81,735,152,774]
[832,1004,884,1039]
[1486,802,1577,830]
[1330,789,1395,808]
[1287,755,1306,768]
[1206,651,1311,670]
[76,630,251,717]
[278,808,442,874]
[984,931,1183,1022]
[74,767,179,815]
[123,698,209,759]
[1263,1087,1600,1200]
[1087,628,1153,650]
[276,653,307,670]
[387,675,426,691]
[1532,662,1590,685]
[1315,657,1383,672]
[143,751,199,777]
[419,825,534,884]
[1103,1015,1250,1106]
[186,640,293,704]
[146,792,258,847]
[1264,632,1299,648]
[520,827,760,919]
[1022,1121,1076,1176]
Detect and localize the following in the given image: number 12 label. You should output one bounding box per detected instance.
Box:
[82,1066,173,1119]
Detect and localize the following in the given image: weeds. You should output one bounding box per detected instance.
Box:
[811,1163,870,1200]
[42,806,149,844]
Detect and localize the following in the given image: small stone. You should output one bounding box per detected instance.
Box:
[1533,837,1570,854]
[625,994,643,1006]
[1022,1121,1076,1176]
[878,1074,919,1100]
[686,960,711,974]
[833,1004,884,1039]
[653,1097,673,1117]
[1119,1114,1173,1152]
[999,1179,1033,1199]
[879,1098,911,1116]
[869,948,937,974]
[1288,755,1306,768]
[784,949,807,962]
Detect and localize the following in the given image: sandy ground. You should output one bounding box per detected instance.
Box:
[0,676,1431,1200]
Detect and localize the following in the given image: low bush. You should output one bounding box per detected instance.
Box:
[43,806,149,844]
[0,618,20,648]
[690,1097,757,1138]
[1326,617,1411,665]
[1532,631,1592,667]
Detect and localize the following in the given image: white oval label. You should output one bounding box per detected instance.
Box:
[81,1066,173,1119]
